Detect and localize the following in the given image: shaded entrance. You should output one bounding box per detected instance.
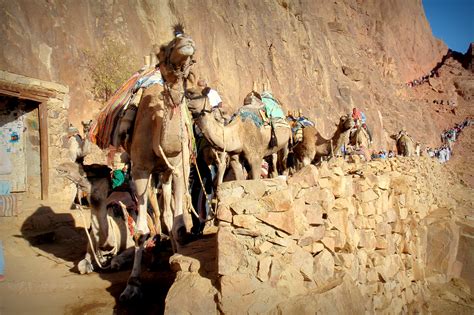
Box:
[0,95,42,197]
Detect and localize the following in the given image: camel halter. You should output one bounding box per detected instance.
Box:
[160,35,196,79]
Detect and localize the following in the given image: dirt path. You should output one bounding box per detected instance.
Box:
[0,199,175,315]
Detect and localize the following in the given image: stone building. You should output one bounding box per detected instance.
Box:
[0,70,74,201]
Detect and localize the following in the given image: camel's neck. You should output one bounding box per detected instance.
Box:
[82,137,91,156]
[198,114,242,153]
[332,126,351,152]
[159,79,188,154]
[315,124,348,155]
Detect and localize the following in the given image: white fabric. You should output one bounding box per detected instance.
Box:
[207,89,222,108]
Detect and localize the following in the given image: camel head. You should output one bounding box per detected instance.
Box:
[157,24,196,83]
[390,130,406,141]
[185,85,212,118]
[338,114,355,131]
[56,162,92,193]
[81,120,93,134]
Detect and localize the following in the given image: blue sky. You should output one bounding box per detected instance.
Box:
[423,0,474,53]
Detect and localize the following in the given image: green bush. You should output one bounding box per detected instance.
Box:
[83,38,139,101]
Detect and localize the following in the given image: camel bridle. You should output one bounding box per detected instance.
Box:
[160,34,196,80]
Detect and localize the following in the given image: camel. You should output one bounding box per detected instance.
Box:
[119,25,197,302]
[186,89,291,180]
[67,120,93,206]
[57,162,139,274]
[350,125,371,150]
[391,130,416,156]
[292,114,355,170]
[68,120,93,164]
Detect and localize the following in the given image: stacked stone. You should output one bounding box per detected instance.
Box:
[212,156,471,314]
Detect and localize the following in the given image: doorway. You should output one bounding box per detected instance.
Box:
[0,95,41,198]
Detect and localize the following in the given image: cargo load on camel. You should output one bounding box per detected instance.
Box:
[89,68,163,150]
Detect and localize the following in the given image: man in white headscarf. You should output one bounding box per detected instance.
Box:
[197,79,223,109]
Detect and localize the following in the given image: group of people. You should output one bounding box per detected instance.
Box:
[370,150,396,160]
[433,99,456,106]
[426,117,472,163]
[405,70,436,88]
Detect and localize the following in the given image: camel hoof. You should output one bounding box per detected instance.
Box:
[78,259,94,274]
[119,282,143,303]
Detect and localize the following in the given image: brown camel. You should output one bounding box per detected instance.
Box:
[68,120,93,164]
[391,130,416,156]
[350,125,371,150]
[186,89,291,179]
[57,162,139,274]
[292,114,354,170]
[120,25,197,302]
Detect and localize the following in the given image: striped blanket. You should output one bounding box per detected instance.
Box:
[90,68,161,149]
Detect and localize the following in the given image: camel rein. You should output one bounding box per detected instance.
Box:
[76,196,118,270]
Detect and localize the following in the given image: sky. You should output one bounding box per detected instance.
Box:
[422,0,474,53]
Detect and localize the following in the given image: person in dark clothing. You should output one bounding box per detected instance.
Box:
[190,127,216,236]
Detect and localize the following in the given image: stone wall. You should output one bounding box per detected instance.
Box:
[0,70,75,201]
[171,157,473,314]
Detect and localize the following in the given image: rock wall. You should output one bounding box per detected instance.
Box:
[166,157,473,314]
[0,0,448,148]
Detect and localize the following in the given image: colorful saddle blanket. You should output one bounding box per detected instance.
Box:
[90,68,163,149]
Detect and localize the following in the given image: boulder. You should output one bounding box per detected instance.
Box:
[425,218,460,279]
[260,188,293,212]
[288,164,319,189]
[313,249,335,287]
[165,273,218,315]
[218,227,247,276]
[256,209,296,235]
[232,214,257,229]
[275,275,365,314]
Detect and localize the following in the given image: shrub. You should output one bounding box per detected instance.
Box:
[83,38,139,101]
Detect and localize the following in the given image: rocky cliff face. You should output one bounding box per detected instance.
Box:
[1,0,453,148]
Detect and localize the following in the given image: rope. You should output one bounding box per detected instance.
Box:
[76,201,112,270]
[158,144,181,174]
[181,94,216,222]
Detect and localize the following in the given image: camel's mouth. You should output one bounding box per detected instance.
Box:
[175,39,195,57]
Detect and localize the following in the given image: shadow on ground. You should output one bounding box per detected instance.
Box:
[19,204,219,314]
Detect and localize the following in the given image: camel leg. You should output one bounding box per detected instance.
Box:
[78,212,99,274]
[119,169,149,301]
[269,153,278,178]
[216,151,227,185]
[229,154,245,180]
[132,169,150,236]
[277,146,289,176]
[161,172,173,237]
[147,178,162,236]
[248,157,262,180]
[172,164,188,248]
[120,236,145,302]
